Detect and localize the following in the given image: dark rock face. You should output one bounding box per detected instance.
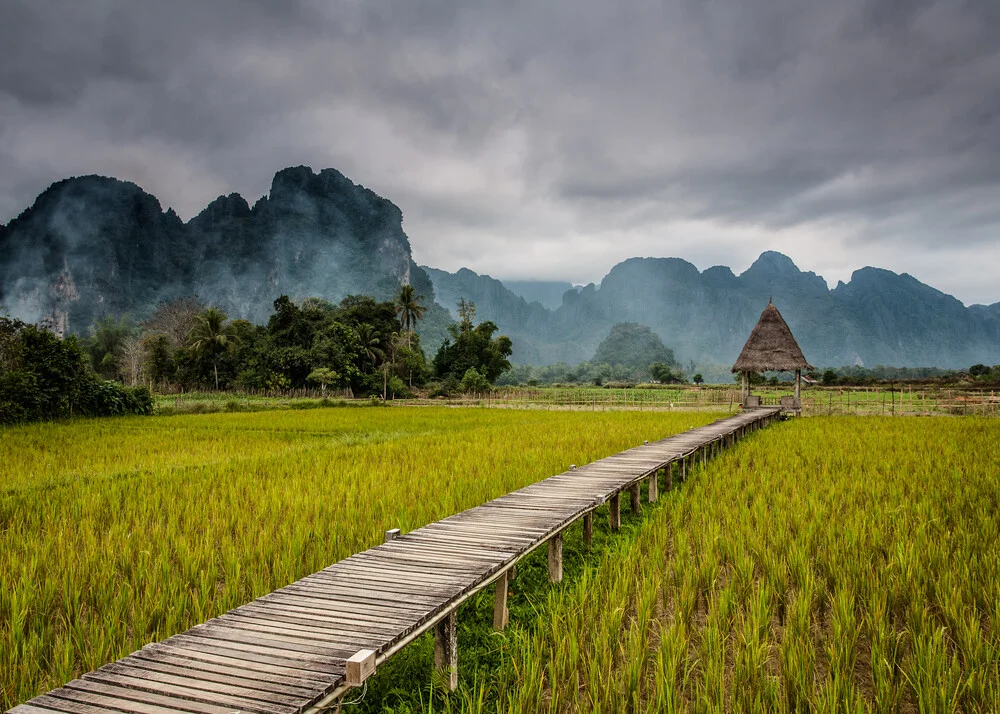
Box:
[426,252,1000,369]
[0,167,425,334]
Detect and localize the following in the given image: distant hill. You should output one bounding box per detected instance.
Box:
[3,166,998,371]
[425,252,1000,370]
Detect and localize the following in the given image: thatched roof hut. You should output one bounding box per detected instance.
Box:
[733,301,813,408]
[732,301,813,373]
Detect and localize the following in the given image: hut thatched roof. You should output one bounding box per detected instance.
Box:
[732,301,814,373]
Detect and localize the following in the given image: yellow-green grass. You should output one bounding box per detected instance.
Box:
[0,407,717,709]
[488,417,1000,713]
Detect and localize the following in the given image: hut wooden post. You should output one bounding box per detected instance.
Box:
[795,369,801,402]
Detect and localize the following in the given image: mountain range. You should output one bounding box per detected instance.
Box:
[2,165,998,371]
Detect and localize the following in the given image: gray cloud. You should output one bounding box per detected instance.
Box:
[1,0,999,304]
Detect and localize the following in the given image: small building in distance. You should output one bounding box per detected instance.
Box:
[732,300,814,410]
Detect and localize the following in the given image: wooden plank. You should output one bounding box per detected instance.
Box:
[254,592,422,622]
[292,575,455,601]
[164,634,344,675]
[8,707,58,714]
[186,623,358,658]
[230,608,402,638]
[142,642,333,686]
[274,584,439,610]
[60,680,242,714]
[209,615,385,648]
[31,693,170,714]
[80,669,296,714]
[115,654,316,699]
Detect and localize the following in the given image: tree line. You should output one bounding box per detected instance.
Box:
[1,287,514,424]
[0,316,153,424]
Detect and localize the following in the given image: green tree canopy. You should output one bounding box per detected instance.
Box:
[433,300,512,384]
[592,323,678,376]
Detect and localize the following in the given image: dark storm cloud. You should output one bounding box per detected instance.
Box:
[1,0,998,303]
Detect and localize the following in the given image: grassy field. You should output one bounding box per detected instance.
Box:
[4,410,998,712]
[0,407,718,710]
[473,417,999,713]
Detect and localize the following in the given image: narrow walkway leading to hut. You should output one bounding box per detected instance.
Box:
[7,408,782,714]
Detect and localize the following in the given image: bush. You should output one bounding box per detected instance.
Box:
[461,367,492,394]
[0,317,153,424]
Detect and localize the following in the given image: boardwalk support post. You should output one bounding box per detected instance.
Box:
[493,570,509,630]
[434,611,458,690]
[583,512,593,549]
[648,471,658,503]
[346,649,376,686]
[609,492,621,531]
[665,461,674,490]
[384,528,401,543]
[548,531,564,583]
[630,482,642,514]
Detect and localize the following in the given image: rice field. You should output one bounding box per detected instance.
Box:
[0,407,718,710]
[483,417,1000,713]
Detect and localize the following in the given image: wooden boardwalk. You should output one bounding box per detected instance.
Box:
[8,408,781,714]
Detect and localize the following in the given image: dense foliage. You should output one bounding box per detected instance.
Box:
[431,299,513,389]
[63,292,510,399]
[0,316,152,425]
[592,322,680,378]
[137,293,432,397]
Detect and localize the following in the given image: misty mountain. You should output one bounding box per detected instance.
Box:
[0,166,450,345]
[425,252,1000,370]
[3,166,998,371]
[499,280,577,310]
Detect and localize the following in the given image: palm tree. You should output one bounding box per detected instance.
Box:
[356,324,384,371]
[188,307,239,390]
[395,284,427,347]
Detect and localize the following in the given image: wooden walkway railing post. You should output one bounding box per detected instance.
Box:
[493,571,509,630]
[548,532,564,583]
[433,612,458,691]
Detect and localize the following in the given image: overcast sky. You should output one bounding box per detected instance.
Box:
[2,0,998,304]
